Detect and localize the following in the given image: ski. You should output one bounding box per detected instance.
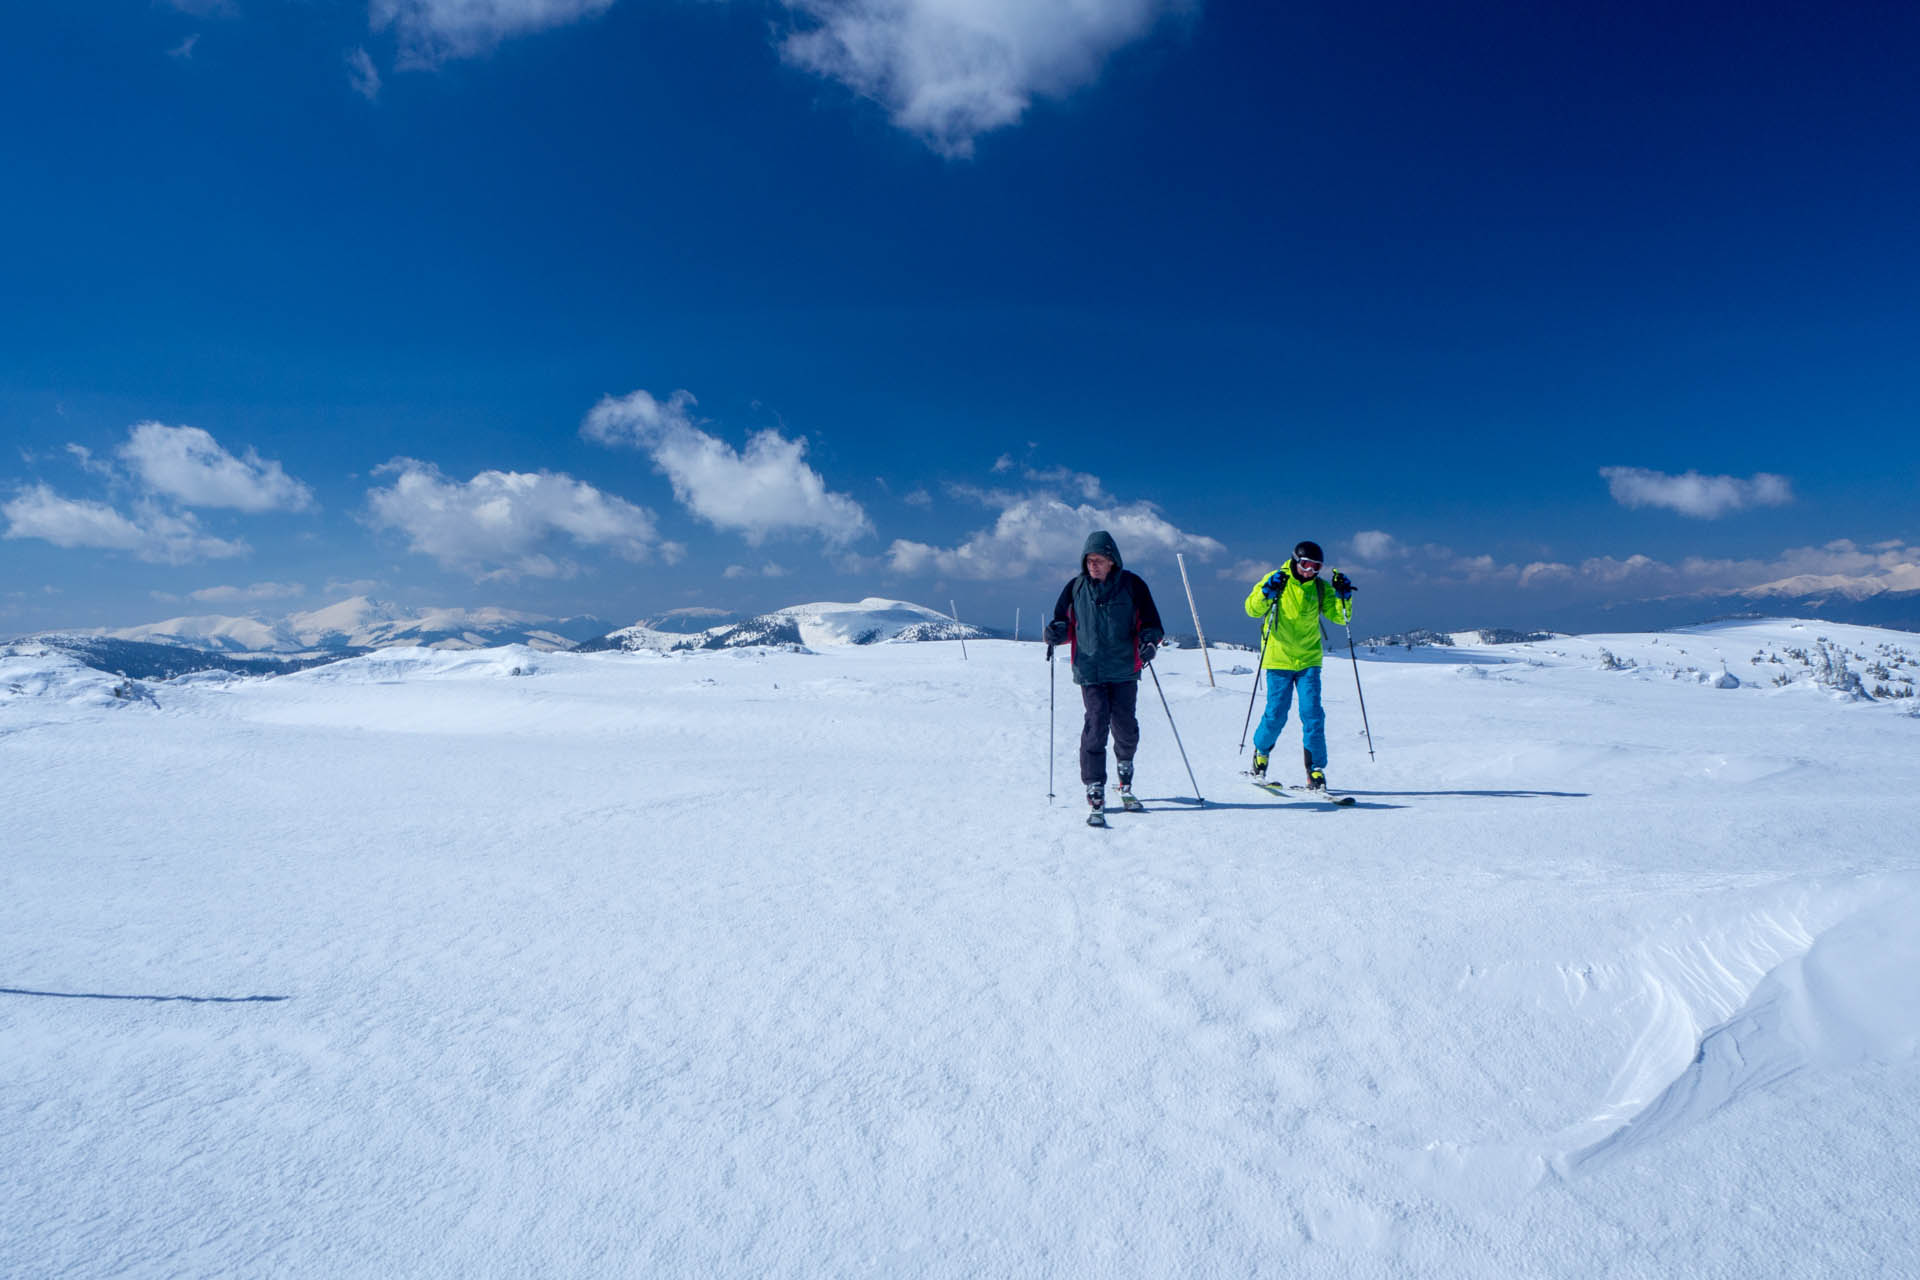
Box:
[1118,791,1145,812]
[1086,809,1109,828]
[1248,777,1355,805]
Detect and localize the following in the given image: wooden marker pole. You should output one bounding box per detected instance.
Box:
[1176,553,1215,688]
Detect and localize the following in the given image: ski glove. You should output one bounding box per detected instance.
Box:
[1330,570,1355,597]
[1260,571,1286,599]
[1044,619,1069,646]
[1139,641,1158,666]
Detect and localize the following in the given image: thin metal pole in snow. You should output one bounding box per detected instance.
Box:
[1046,644,1056,801]
[1014,607,1020,644]
[1148,661,1203,804]
[1176,552,1215,688]
[950,600,968,660]
[1240,613,1268,755]
[1346,622,1376,761]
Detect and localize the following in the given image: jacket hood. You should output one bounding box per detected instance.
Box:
[1080,530,1123,575]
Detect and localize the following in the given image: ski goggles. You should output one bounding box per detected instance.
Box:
[1294,558,1322,573]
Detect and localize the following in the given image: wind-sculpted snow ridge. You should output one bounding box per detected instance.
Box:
[1414,872,1920,1205]
[1557,876,1920,1178]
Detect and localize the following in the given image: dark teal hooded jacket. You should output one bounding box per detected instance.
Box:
[1047,531,1165,686]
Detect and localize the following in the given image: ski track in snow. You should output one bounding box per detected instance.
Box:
[3,623,1918,1276]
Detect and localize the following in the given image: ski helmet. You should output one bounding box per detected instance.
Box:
[1293,540,1324,564]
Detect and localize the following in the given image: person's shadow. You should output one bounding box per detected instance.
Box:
[2,986,288,1003]
[1335,789,1587,799]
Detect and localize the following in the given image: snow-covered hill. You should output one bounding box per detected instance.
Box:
[579,597,990,653]
[4,618,1917,1276]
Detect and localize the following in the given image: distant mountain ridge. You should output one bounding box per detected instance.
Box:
[577,598,993,654]
[67,596,611,656]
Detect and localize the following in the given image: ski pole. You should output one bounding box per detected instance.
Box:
[1046,644,1056,801]
[1345,622,1375,761]
[1147,661,1203,804]
[1239,614,1268,754]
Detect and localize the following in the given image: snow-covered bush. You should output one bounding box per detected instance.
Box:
[1812,640,1869,700]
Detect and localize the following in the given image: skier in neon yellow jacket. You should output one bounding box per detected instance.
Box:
[1244,539,1355,791]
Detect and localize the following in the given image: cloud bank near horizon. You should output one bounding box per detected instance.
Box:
[888,466,1224,580]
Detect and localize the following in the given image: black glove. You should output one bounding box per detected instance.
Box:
[1140,641,1158,666]
[1260,571,1285,599]
[1330,570,1355,597]
[1043,619,1069,646]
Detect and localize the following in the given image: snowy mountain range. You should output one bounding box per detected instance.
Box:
[576,598,993,653]
[53,596,611,656]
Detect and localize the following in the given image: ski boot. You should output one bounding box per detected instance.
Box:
[1250,751,1269,780]
[1116,760,1144,811]
[1086,782,1107,828]
[1305,752,1356,804]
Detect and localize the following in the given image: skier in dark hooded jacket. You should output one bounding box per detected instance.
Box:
[1044,531,1164,823]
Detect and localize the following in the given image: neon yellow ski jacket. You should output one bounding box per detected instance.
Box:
[1243,560,1354,669]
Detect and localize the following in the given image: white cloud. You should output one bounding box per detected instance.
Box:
[1399,539,1920,599]
[118,423,316,513]
[190,581,307,604]
[723,562,790,579]
[888,471,1222,580]
[1348,530,1403,563]
[371,0,616,65]
[1217,558,1271,582]
[1517,561,1574,588]
[2,485,249,564]
[583,389,872,546]
[779,0,1194,156]
[169,34,200,60]
[365,458,662,579]
[364,1,1185,152]
[903,488,933,507]
[347,47,382,100]
[1600,466,1793,519]
[65,443,115,478]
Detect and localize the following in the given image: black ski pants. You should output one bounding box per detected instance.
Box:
[1079,680,1140,785]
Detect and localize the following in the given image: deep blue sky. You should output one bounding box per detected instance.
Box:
[4,0,1916,640]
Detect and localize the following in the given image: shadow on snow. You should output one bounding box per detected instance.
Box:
[1,986,289,1004]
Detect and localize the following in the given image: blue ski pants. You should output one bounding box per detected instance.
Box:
[1253,665,1326,771]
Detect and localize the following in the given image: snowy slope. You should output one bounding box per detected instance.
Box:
[771,597,988,646]
[3,620,1917,1276]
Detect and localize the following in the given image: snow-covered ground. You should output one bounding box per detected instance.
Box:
[4,619,1917,1276]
